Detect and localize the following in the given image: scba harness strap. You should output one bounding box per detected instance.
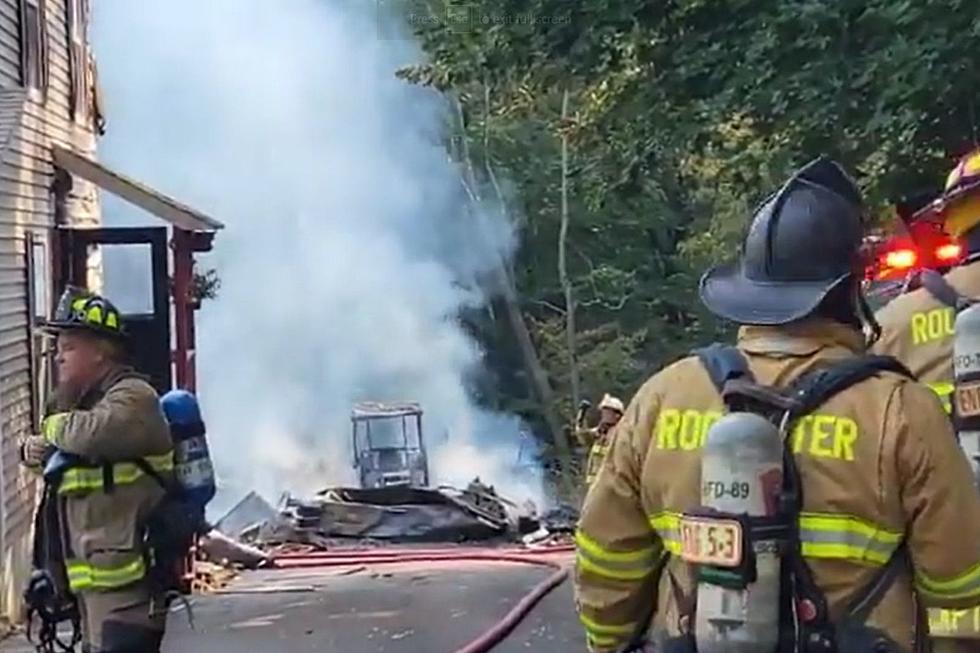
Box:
[916,269,975,311]
[640,345,920,653]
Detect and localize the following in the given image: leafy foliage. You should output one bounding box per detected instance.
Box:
[399,0,980,437]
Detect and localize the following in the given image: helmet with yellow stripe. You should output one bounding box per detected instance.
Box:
[40,286,126,341]
[939,148,980,237]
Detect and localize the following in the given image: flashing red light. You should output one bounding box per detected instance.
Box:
[936,242,963,261]
[884,249,917,270]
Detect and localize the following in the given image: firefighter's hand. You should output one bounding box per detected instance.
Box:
[19,436,49,469]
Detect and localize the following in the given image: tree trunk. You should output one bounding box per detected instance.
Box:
[558,89,581,413]
[477,86,574,492]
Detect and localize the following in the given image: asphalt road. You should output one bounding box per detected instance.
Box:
[1,558,584,653]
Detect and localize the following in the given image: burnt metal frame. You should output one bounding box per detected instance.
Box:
[352,410,428,486]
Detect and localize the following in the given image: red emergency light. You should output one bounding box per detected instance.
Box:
[867,240,964,281]
[936,242,963,262]
[883,249,917,270]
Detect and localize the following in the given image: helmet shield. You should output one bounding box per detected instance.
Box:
[940,150,980,237]
[39,286,126,340]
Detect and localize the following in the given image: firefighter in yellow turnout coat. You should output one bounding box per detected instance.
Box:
[20,287,173,653]
[872,149,980,653]
[574,158,980,653]
[575,393,625,486]
[873,149,980,410]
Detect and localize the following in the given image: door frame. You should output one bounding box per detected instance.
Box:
[55,226,172,392]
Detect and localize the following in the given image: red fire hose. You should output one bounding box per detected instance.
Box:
[271,545,573,653]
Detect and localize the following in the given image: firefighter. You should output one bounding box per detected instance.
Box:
[575,393,625,486]
[19,287,173,653]
[574,157,980,653]
[872,149,980,651]
[873,148,980,410]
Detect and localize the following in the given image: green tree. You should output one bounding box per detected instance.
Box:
[397,0,980,463]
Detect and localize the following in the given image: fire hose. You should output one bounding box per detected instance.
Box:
[271,545,574,653]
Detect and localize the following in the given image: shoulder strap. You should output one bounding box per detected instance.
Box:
[844,544,908,621]
[783,357,916,644]
[133,458,179,495]
[919,269,969,310]
[787,355,914,417]
[693,343,755,393]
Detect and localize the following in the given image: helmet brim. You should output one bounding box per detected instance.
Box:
[699,261,849,326]
[38,320,128,341]
[943,178,980,206]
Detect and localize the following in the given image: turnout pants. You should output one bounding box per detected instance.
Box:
[78,582,166,653]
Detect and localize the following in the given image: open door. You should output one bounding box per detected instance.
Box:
[56,226,172,394]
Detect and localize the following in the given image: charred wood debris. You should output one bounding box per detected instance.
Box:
[193,479,578,593]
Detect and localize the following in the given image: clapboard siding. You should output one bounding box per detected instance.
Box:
[0,0,100,624]
[0,225,30,550]
[0,1,18,87]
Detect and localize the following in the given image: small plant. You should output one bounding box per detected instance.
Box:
[191,268,221,305]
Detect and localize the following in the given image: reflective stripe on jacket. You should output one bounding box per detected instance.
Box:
[58,452,174,496]
[575,319,980,653]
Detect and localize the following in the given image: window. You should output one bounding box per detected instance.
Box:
[19,0,48,97]
[26,232,52,428]
[31,238,49,322]
[66,0,90,122]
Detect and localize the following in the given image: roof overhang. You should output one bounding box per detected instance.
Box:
[52,145,224,233]
[351,401,423,420]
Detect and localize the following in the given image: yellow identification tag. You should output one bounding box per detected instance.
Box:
[679,516,743,568]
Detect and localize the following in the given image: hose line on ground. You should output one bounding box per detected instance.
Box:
[271,545,573,653]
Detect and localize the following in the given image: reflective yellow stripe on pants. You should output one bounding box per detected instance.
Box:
[58,451,174,495]
[649,511,901,566]
[66,555,146,592]
[579,612,635,652]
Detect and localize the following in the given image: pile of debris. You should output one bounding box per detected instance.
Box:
[282,479,525,544]
[193,518,273,593]
[212,478,578,550]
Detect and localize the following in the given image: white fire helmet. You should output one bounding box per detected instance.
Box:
[598,393,625,414]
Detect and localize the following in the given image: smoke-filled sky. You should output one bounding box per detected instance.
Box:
[91,0,542,516]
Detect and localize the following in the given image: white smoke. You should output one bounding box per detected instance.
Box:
[91,0,543,517]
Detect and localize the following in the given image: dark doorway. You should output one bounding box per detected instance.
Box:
[56,226,172,393]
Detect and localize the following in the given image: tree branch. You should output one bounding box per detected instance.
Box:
[558,88,581,412]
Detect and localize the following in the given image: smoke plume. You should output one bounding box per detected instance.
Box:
[91,0,543,517]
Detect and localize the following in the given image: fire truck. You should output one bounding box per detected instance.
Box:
[863,196,964,309]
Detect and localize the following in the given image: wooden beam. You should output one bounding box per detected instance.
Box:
[51,145,224,232]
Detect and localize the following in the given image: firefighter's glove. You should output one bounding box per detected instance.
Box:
[19,435,49,469]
